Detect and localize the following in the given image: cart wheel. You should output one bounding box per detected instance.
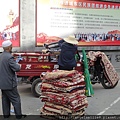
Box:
[31,78,42,97]
[101,74,118,89]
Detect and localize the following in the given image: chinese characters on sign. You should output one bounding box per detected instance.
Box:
[51,0,120,9]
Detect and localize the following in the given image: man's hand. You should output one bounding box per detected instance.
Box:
[17,63,21,68]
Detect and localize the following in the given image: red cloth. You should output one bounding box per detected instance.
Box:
[40,70,88,116]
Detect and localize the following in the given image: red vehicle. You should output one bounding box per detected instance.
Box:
[13,52,83,97]
[13,40,119,97]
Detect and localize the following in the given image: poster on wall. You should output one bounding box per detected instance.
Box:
[36,0,120,46]
[0,0,20,47]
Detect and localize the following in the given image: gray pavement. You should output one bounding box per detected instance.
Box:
[0,71,120,116]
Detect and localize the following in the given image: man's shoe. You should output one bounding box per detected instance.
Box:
[3,115,11,120]
[16,114,27,119]
[3,115,10,119]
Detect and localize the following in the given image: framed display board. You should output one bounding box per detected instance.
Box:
[0,0,20,47]
[36,0,120,46]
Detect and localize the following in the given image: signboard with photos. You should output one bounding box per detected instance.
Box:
[36,0,120,46]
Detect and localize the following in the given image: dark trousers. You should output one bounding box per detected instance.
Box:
[59,65,73,71]
[1,87,22,118]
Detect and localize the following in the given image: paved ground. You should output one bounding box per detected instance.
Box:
[0,71,120,119]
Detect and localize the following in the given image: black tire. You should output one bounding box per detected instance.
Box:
[101,74,118,89]
[31,78,42,97]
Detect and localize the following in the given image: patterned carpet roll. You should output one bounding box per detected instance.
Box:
[87,51,119,86]
[40,70,88,118]
[41,89,85,98]
[42,102,87,114]
[42,73,84,82]
[41,82,85,92]
[40,91,87,107]
[42,76,84,87]
[41,88,85,94]
[40,107,85,116]
[42,98,88,111]
[42,70,79,80]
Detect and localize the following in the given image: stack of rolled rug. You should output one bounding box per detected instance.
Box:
[40,70,88,120]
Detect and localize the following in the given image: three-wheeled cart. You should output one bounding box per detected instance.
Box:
[13,52,83,97]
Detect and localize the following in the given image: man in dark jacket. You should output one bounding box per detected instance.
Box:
[58,36,78,70]
[0,40,26,119]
